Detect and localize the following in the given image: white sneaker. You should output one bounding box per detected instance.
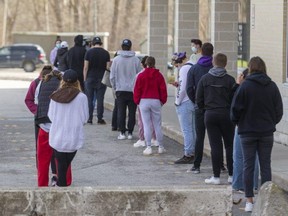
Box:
[127,134,133,140]
[158,147,166,154]
[117,133,126,140]
[133,139,146,147]
[143,147,152,155]
[245,202,253,212]
[151,139,159,147]
[204,176,220,185]
[228,176,233,184]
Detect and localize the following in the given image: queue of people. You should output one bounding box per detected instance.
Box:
[24,35,283,213]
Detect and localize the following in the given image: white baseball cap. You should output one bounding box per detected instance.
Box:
[60,41,68,48]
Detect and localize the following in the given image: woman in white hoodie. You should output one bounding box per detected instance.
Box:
[48,69,89,186]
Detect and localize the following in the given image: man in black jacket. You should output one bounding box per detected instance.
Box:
[186,42,213,174]
[67,35,86,90]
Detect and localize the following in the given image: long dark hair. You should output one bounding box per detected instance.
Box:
[248,56,267,74]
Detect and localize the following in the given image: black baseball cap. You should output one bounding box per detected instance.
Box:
[122,39,132,48]
[92,37,102,45]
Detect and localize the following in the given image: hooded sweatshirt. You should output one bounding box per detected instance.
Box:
[110,50,142,92]
[175,63,193,105]
[67,35,86,86]
[196,67,235,110]
[48,87,89,152]
[186,56,213,103]
[54,48,69,72]
[231,72,283,137]
[133,67,167,105]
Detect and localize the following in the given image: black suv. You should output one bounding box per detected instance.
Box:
[0,43,47,72]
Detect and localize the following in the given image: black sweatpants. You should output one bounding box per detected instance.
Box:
[205,109,234,177]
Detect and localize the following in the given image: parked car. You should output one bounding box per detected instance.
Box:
[0,43,47,72]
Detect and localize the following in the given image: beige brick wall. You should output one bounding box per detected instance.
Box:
[250,0,284,83]
[250,0,288,145]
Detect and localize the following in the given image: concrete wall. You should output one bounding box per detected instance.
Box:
[148,0,168,76]
[250,1,288,145]
[174,0,199,55]
[211,0,238,75]
[0,186,232,216]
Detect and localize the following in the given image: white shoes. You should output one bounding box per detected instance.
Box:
[228,176,233,184]
[133,139,146,147]
[143,146,152,155]
[158,147,166,154]
[117,133,126,140]
[204,176,220,185]
[245,202,253,212]
[151,139,159,147]
[127,134,133,140]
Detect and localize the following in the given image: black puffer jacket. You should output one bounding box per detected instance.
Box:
[35,76,61,125]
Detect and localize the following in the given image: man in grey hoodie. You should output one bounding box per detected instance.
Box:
[196,53,236,185]
[110,39,142,140]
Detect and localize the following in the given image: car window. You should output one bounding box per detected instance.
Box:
[0,47,10,56]
[11,49,25,55]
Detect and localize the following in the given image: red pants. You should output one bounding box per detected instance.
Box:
[37,128,72,186]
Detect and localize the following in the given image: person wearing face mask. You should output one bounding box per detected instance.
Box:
[190,39,202,65]
[50,36,62,67]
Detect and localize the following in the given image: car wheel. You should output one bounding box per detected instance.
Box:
[23,61,36,72]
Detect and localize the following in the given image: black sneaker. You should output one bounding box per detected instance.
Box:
[97,119,106,125]
[174,155,194,164]
[187,166,200,174]
[87,119,93,124]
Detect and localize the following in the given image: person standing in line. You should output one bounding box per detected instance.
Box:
[196,53,235,185]
[170,52,196,164]
[190,39,202,64]
[133,56,167,155]
[232,68,259,193]
[133,56,158,148]
[110,39,142,140]
[67,35,87,91]
[50,36,62,67]
[231,56,283,212]
[35,70,62,186]
[54,41,69,72]
[24,65,53,165]
[48,69,89,187]
[83,36,110,125]
[186,42,214,174]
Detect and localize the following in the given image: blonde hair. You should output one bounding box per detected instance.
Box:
[44,70,62,82]
[59,79,82,91]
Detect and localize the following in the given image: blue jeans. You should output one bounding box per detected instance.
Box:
[232,127,259,190]
[176,100,196,156]
[241,135,273,198]
[85,79,107,121]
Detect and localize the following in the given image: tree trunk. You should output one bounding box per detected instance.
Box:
[110,0,119,50]
[50,0,63,31]
[6,0,20,43]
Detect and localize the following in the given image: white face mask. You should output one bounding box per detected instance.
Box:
[191,46,197,54]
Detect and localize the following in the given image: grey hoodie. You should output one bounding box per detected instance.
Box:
[110,50,142,92]
[208,67,227,77]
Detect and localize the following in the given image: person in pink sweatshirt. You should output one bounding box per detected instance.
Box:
[133,56,168,155]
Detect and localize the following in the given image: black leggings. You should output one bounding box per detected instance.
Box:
[54,150,77,186]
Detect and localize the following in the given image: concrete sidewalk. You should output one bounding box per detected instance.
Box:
[0,68,287,191]
[103,80,288,192]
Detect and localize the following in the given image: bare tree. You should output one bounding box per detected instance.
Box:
[30,0,44,30]
[110,0,120,49]
[50,0,63,31]
[6,0,20,43]
[81,1,92,31]
[69,0,80,31]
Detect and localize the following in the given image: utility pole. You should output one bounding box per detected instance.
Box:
[2,0,8,46]
[93,0,97,35]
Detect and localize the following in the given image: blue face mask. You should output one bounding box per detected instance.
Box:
[56,43,61,49]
